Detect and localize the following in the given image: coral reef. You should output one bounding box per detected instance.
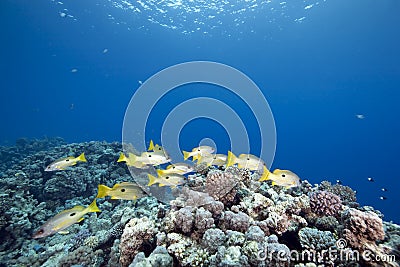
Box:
[0,138,399,267]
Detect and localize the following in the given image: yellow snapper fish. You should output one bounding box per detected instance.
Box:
[226,151,265,171]
[147,173,185,188]
[197,153,227,167]
[96,182,146,200]
[182,146,215,161]
[258,166,301,188]
[32,199,100,239]
[139,151,171,165]
[157,163,194,176]
[148,140,169,155]
[45,153,87,171]
[117,153,148,168]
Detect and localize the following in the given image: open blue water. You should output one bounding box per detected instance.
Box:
[1,0,399,223]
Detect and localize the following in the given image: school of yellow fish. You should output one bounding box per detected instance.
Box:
[33,140,300,238]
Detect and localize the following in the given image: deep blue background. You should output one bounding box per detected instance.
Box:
[1,0,399,222]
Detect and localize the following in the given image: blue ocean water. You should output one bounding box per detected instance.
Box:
[1,0,399,223]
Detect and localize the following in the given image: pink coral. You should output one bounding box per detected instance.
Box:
[341,208,385,249]
[309,190,342,217]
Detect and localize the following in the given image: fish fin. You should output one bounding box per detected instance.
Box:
[284,185,291,189]
[272,169,281,174]
[226,151,237,168]
[147,174,157,186]
[157,169,165,177]
[96,184,111,198]
[117,153,126,162]
[77,217,85,223]
[183,151,190,161]
[259,166,271,182]
[87,199,101,213]
[148,140,155,151]
[77,153,87,162]
[271,181,277,186]
[110,196,118,200]
[192,154,199,161]
[159,183,166,187]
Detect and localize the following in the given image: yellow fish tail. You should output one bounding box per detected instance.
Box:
[183,151,190,161]
[96,184,111,198]
[226,151,237,168]
[117,153,127,163]
[258,166,271,182]
[87,199,101,213]
[77,153,87,162]
[147,174,157,186]
[148,140,155,151]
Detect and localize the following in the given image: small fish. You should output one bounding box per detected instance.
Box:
[336,179,342,184]
[226,151,264,171]
[32,199,100,239]
[157,163,194,176]
[259,166,300,188]
[380,196,387,200]
[356,114,365,119]
[139,151,171,166]
[367,177,374,182]
[117,152,148,168]
[147,173,185,188]
[182,146,215,161]
[197,153,227,167]
[381,188,387,192]
[96,182,146,200]
[45,153,87,171]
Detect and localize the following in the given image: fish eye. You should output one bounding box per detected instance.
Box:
[166,176,169,179]
[66,159,69,161]
[197,149,200,151]
[148,155,152,157]
[172,166,175,169]
[281,174,286,177]
[121,188,126,192]
[247,158,250,160]
[70,212,76,217]
[158,147,162,150]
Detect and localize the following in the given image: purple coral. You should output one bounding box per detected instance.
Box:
[309,190,342,216]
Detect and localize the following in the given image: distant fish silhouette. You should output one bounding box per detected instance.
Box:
[367,177,374,182]
[356,114,365,119]
[380,196,387,200]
